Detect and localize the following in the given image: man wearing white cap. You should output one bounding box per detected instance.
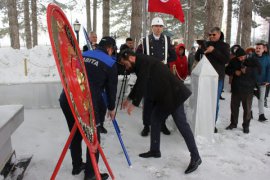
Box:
[136,17,176,137]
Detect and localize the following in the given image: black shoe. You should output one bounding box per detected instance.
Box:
[84,173,109,180]
[259,114,268,122]
[139,150,161,158]
[72,162,86,175]
[225,124,237,130]
[243,127,249,134]
[99,126,108,134]
[220,96,225,100]
[214,127,218,133]
[141,126,150,137]
[161,124,171,135]
[185,157,202,174]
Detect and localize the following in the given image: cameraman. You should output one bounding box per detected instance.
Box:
[204,27,230,133]
[225,47,261,133]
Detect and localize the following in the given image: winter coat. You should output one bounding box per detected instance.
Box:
[168,43,188,80]
[128,54,191,114]
[254,54,270,85]
[225,56,261,94]
[82,49,118,111]
[194,33,230,79]
[136,33,176,64]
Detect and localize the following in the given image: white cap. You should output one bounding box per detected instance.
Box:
[151,17,164,26]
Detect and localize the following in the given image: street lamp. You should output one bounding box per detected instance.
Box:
[73,19,81,44]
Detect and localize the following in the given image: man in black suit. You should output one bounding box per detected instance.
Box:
[120,49,201,174]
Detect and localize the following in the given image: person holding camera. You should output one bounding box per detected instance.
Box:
[225,47,261,133]
[203,27,230,133]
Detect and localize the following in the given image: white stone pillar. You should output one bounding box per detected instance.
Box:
[189,55,218,141]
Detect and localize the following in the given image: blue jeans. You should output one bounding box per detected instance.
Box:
[216,80,224,122]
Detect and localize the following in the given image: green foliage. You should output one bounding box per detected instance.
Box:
[110,0,132,38]
[253,0,270,19]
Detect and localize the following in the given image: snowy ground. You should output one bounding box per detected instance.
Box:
[1,46,270,179]
[9,91,270,180]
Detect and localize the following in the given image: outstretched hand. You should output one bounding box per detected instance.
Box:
[107,109,116,121]
[122,99,135,115]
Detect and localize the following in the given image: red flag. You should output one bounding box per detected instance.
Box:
[148,0,185,23]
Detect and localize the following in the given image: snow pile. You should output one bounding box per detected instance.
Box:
[0,46,60,84]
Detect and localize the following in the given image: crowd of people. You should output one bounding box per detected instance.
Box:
[59,16,270,180]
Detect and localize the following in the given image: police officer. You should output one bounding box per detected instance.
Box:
[136,17,176,136]
[59,36,118,180]
[120,49,202,174]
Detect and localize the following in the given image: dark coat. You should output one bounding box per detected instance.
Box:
[128,54,191,114]
[225,56,261,94]
[136,34,176,63]
[82,49,118,111]
[195,33,230,80]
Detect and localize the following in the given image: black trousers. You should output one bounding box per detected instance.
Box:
[60,96,83,168]
[59,93,103,176]
[150,104,200,160]
[230,92,253,128]
[143,97,166,128]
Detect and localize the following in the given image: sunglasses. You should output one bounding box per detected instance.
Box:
[208,33,217,37]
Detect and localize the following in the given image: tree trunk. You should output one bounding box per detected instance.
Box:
[142,0,147,37]
[7,0,20,49]
[187,0,195,50]
[204,0,224,39]
[236,0,243,45]
[130,0,142,47]
[226,0,232,44]
[93,0,97,32]
[86,0,92,32]
[24,0,32,49]
[240,0,252,49]
[102,0,110,36]
[31,0,38,46]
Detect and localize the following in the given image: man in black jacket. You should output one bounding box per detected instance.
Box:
[59,37,118,180]
[136,17,177,136]
[225,47,261,133]
[120,49,201,174]
[204,27,230,132]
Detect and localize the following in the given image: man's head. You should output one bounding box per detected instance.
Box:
[89,31,97,44]
[125,37,134,49]
[151,17,164,36]
[255,43,265,57]
[98,36,116,56]
[235,47,246,61]
[119,49,136,71]
[208,27,221,42]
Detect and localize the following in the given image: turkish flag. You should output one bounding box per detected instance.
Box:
[148,0,185,23]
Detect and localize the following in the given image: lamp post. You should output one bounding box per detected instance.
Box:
[73,19,81,44]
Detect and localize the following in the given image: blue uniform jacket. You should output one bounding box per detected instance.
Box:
[82,49,118,111]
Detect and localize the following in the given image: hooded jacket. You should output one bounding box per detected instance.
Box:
[169,43,188,80]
